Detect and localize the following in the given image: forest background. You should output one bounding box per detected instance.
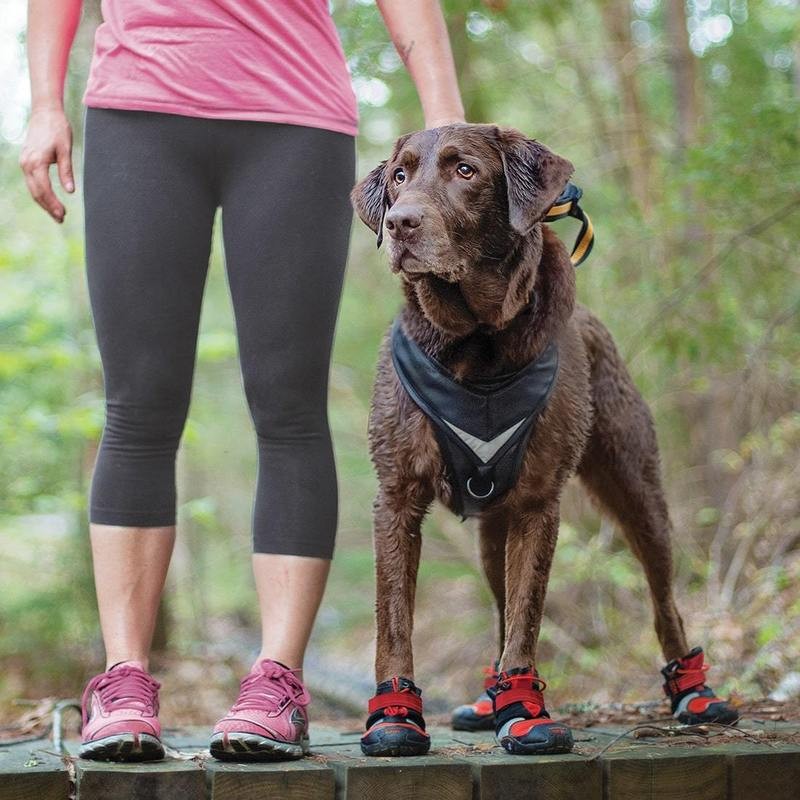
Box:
[1,0,798,726]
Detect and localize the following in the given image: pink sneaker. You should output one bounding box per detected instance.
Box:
[210,657,311,761]
[79,660,164,761]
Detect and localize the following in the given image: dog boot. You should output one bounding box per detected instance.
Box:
[451,661,498,731]
[487,666,574,755]
[360,676,431,756]
[661,646,739,725]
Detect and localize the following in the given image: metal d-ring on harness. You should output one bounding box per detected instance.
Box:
[388,181,594,519]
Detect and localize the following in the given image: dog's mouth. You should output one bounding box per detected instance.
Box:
[390,243,466,285]
[392,247,429,280]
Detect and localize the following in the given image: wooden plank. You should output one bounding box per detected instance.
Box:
[0,741,69,800]
[603,746,728,800]
[330,755,472,800]
[76,759,205,800]
[726,744,800,800]
[457,751,602,800]
[206,759,335,800]
[311,730,471,800]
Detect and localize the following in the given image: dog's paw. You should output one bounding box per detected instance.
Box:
[451,661,498,731]
[488,665,574,755]
[662,647,740,726]
[360,676,431,757]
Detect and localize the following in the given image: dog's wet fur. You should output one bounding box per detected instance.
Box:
[351,123,689,683]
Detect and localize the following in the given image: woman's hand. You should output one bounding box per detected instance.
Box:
[19,107,75,223]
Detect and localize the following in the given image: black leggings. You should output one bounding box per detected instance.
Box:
[82,107,355,558]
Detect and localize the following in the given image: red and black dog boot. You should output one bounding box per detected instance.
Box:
[360,676,431,757]
[451,661,499,731]
[661,646,739,726]
[487,666,574,755]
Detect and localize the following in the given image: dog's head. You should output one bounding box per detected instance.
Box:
[351,124,574,285]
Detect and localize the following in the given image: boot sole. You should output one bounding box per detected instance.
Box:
[209,731,309,762]
[79,732,164,762]
[361,726,431,757]
[678,709,740,726]
[451,714,496,732]
[499,729,574,755]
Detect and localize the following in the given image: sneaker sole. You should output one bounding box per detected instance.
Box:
[79,732,164,762]
[209,731,309,762]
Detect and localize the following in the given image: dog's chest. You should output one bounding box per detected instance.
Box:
[388,317,559,519]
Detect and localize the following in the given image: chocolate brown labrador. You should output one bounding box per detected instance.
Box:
[351,124,737,757]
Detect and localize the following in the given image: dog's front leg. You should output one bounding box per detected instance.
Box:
[361,483,433,757]
[501,500,560,670]
[486,500,573,754]
[373,485,428,682]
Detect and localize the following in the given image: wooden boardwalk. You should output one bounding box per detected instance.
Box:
[2,721,798,800]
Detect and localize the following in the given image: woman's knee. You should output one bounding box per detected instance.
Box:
[102,397,190,455]
[244,372,329,442]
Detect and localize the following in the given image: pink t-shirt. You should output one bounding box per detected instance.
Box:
[82,0,359,137]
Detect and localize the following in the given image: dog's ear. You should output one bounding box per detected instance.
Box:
[351,133,414,248]
[495,128,574,236]
[350,160,389,247]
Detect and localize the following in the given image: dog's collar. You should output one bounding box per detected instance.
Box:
[541,182,594,267]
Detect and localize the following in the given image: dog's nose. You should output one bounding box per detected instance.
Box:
[385,205,423,238]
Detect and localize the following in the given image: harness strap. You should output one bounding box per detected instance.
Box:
[544,182,595,267]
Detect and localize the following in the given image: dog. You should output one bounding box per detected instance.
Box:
[350,123,738,757]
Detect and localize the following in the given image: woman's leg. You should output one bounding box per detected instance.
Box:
[83,107,219,671]
[207,121,352,761]
[209,120,353,758]
[221,121,355,669]
[251,554,330,675]
[217,121,355,668]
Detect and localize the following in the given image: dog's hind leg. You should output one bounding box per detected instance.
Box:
[575,308,689,661]
[448,509,508,733]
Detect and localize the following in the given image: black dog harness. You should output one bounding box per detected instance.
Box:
[390,317,559,519]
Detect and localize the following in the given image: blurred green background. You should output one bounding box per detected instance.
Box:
[1,0,798,727]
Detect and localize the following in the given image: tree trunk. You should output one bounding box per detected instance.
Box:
[664,0,701,151]
[598,0,653,217]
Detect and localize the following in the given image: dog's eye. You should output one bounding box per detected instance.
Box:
[456,163,475,179]
[393,167,406,184]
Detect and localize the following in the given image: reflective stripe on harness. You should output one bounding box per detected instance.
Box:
[544,182,594,267]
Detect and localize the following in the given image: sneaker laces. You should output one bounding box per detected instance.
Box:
[82,666,160,729]
[230,659,310,713]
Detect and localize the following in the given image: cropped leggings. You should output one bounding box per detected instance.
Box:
[82,107,355,558]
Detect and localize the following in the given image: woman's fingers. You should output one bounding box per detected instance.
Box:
[23,159,66,222]
[56,134,75,193]
[19,110,73,222]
